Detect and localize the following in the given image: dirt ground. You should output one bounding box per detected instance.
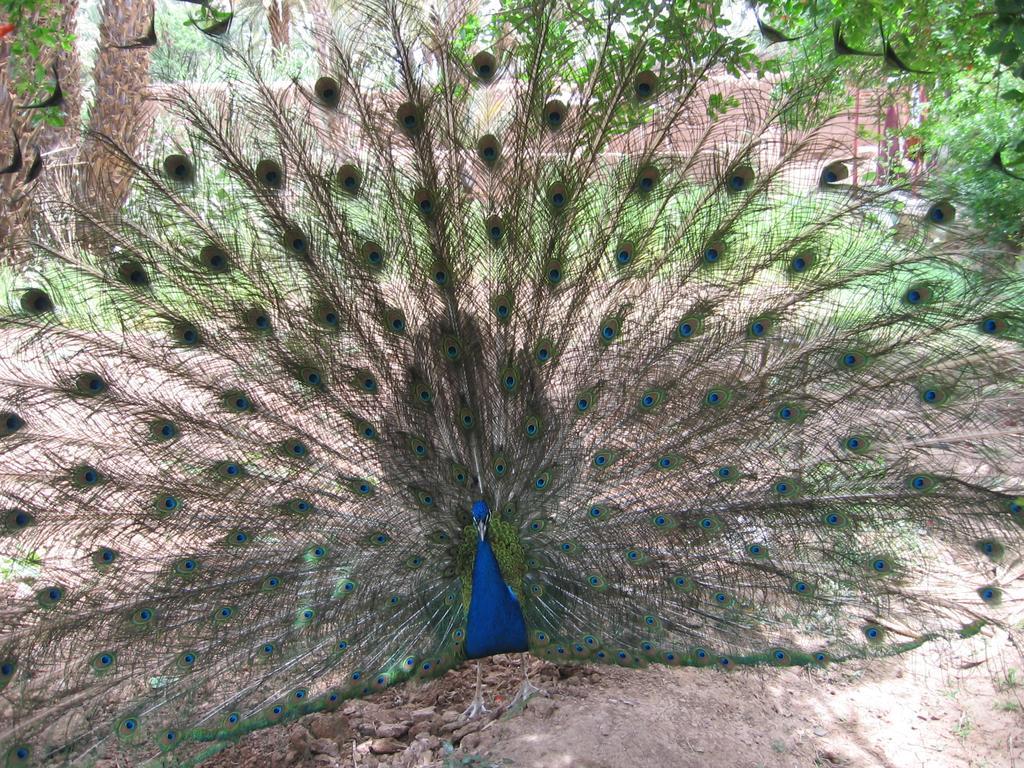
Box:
[207,627,1024,768]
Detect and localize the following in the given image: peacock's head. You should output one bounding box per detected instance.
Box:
[471,499,490,522]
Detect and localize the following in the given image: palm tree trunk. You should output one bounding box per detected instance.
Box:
[79,0,155,208]
[267,1,293,54]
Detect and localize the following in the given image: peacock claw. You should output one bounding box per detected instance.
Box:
[509,676,547,709]
[462,693,489,719]
[462,661,489,719]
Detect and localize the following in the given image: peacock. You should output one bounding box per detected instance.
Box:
[1,1,1023,765]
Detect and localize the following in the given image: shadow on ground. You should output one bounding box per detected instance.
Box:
[208,631,1024,768]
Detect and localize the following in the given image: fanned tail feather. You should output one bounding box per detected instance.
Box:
[1,2,1022,765]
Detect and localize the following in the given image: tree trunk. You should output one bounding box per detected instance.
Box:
[267,1,292,54]
[0,0,82,264]
[78,0,155,209]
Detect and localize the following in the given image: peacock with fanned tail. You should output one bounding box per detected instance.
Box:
[1,1,1023,765]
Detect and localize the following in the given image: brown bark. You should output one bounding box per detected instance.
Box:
[267,1,293,54]
[78,0,156,209]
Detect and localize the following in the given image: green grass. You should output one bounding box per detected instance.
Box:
[0,549,42,583]
[997,667,1020,691]
[952,714,974,742]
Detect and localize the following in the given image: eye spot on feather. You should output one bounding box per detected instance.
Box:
[4,509,33,532]
[336,163,361,194]
[544,99,566,128]
[472,51,497,82]
[634,70,657,100]
[256,159,284,189]
[926,201,955,224]
[727,165,753,191]
[361,242,385,270]
[20,288,53,314]
[396,102,423,134]
[163,153,194,183]
[2,413,24,435]
[636,165,659,193]
[283,228,308,256]
[979,586,1001,604]
[314,76,340,107]
[615,241,634,265]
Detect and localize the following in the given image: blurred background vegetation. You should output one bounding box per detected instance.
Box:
[1,0,1023,259]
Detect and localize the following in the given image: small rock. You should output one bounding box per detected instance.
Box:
[451,720,483,743]
[441,710,460,723]
[439,720,461,735]
[376,722,410,739]
[414,734,441,750]
[356,721,377,737]
[356,740,373,755]
[408,721,433,739]
[288,726,311,752]
[526,697,557,717]
[313,756,340,766]
[369,737,405,755]
[307,714,351,742]
[813,726,829,737]
[411,707,436,723]
[309,738,340,757]
[461,731,484,751]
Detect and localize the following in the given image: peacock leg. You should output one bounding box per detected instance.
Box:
[461,661,489,719]
[509,652,547,708]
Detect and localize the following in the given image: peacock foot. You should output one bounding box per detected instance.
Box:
[508,675,547,710]
[461,692,489,719]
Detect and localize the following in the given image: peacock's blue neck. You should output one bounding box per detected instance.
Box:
[464,501,529,659]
